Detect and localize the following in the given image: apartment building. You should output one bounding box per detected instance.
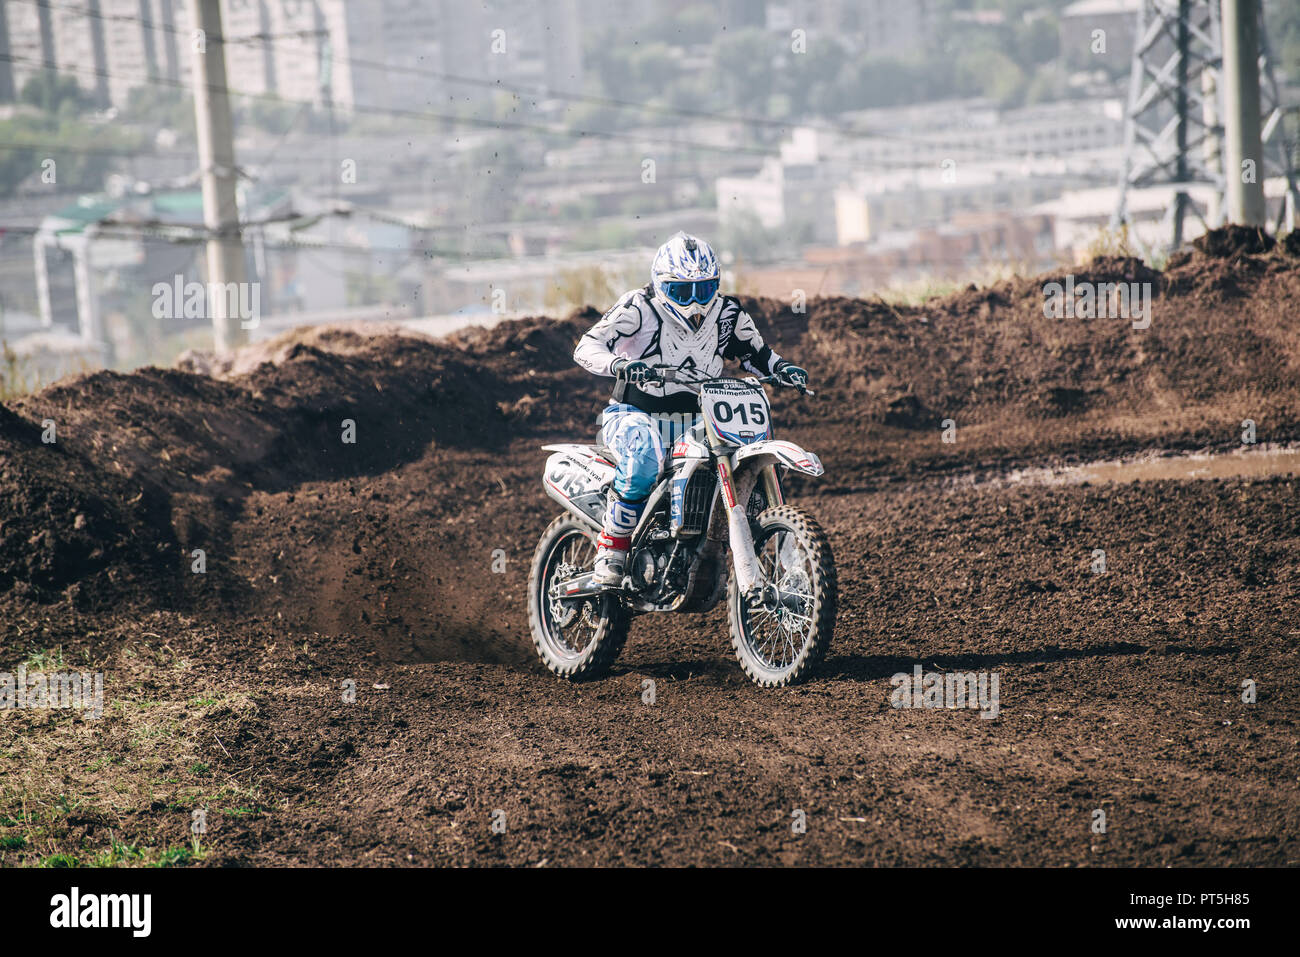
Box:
[0,0,585,114]
[765,0,934,57]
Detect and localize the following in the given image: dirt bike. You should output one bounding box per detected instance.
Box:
[527,364,836,687]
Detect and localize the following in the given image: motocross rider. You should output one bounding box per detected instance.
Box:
[573,231,810,587]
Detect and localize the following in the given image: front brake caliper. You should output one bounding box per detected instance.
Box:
[745,582,778,613]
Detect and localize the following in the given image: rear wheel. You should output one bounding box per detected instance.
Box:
[728,505,836,687]
[528,514,630,680]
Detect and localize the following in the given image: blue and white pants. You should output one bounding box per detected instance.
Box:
[599,404,700,502]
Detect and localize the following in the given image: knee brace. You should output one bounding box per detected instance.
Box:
[612,428,661,501]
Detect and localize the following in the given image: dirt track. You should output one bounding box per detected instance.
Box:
[1,229,1298,866]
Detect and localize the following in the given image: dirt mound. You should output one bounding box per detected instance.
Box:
[176,322,431,378]
[0,413,167,602]
[1193,224,1276,257]
[760,248,1297,482]
[1,327,548,611]
[1,239,1297,646]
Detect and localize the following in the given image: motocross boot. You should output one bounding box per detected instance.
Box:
[592,494,644,588]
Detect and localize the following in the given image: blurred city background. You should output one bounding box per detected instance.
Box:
[0,0,1297,387]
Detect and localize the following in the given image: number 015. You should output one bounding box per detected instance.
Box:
[712,400,766,426]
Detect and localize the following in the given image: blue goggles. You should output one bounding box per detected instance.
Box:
[662,278,719,306]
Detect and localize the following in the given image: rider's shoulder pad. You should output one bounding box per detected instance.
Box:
[602,287,651,320]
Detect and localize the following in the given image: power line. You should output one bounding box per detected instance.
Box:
[223,28,326,43]
[0,216,506,258]
[2,0,319,45]
[0,137,514,168]
[0,141,195,159]
[0,8,1106,258]
[7,0,1079,165]
[9,0,801,132]
[247,98,311,174]
[0,52,780,159]
[251,32,1035,160]
[0,208,1064,266]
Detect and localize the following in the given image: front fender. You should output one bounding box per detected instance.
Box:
[732,439,824,477]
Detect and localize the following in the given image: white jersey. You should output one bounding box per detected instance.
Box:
[574,285,784,413]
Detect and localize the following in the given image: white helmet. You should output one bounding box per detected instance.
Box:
[651,231,720,331]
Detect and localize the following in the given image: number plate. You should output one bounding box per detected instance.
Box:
[701,380,771,446]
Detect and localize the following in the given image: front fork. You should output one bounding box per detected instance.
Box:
[761,463,785,509]
[716,458,782,598]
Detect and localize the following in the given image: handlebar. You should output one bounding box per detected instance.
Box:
[645,363,815,396]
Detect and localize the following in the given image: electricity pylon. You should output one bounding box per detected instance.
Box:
[1113,0,1298,247]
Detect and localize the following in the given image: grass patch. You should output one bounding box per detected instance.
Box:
[0,638,272,867]
[21,646,67,671]
[154,841,207,868]
[88,833,145,866]
[876,259,1041,308]
[19,837,206,868]
[1084,223,1136,261]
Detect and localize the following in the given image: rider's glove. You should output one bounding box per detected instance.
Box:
[774,361,809,390]
[611,358,658,386]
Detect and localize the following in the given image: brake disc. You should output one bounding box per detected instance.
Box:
[549,562,581,626]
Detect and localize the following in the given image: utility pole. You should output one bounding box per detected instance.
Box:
[1172,0,1190,247]
[0,1,15,103]
[1221,0,1265,225]
[188,0,248,353]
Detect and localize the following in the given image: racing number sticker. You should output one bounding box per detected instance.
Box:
[709,397,767,428]
[702,381,771,441]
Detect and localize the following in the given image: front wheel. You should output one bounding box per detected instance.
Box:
[728,505,836,687]
[528,514,630,680]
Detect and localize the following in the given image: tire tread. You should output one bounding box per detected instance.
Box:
[728,504,837,687]
[528,514,630,681]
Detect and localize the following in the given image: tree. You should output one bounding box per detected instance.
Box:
[20,74,91,115]
[716,28,776,115]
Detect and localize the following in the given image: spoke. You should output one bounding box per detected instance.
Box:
[742,527,820,670]
[775,563,808,588]
[546,532,601,655]
[748,606,791,668]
